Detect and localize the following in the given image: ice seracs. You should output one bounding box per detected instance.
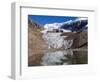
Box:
[41,21,74,49]
[42,33,73,49]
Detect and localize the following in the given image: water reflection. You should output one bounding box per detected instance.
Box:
[41,50,87,66]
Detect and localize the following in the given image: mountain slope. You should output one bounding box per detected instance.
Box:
[28,20,48,66]
[43,18,88,33]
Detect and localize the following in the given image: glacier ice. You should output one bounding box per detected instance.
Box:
[41,20,81,49]
[42,33,73,49]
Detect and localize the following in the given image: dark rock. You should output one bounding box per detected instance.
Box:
[60,19,88,32]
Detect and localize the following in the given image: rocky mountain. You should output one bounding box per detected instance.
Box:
[28,19,42,29]
[42,17,88,33]
[61,19,88,32]
[71,32,87,48]
[28,20,48,66]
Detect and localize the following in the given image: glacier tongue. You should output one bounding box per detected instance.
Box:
[42,33,73,49]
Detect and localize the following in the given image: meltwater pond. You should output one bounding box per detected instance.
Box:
[28,49,88,66]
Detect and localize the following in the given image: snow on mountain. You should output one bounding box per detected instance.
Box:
[60,18,88,32]
[41,18,88,33]
[41,18,88,50]
[42,20,73,33]
[74,17,88,22]
[44,22,63,30]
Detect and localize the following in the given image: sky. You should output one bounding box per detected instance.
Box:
[28,15,78,26]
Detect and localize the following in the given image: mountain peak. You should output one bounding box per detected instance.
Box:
[42,18,88,33]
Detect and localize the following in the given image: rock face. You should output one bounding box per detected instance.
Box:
[28,20,48,66]
[72,32,87,48]
[28,19,40,29]
[61,31,87,49]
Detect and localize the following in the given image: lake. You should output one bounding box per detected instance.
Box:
[28,49,88,66]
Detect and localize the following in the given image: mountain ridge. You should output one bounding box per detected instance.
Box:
[43,17,88,33]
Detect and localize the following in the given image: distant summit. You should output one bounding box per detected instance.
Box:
[42,18,88,33]
[61,18,88,32]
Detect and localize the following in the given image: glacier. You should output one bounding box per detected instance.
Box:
[41,17,88,49]
[41,21,74,49]
[42,33,73,49]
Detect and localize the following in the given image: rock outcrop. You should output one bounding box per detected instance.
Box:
[28,20,48,66]
[61,31,87,49]
[72,32,87,48]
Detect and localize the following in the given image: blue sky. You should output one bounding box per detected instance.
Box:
[28,15,78,25]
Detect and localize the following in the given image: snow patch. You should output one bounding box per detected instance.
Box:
[75,17,88,22]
